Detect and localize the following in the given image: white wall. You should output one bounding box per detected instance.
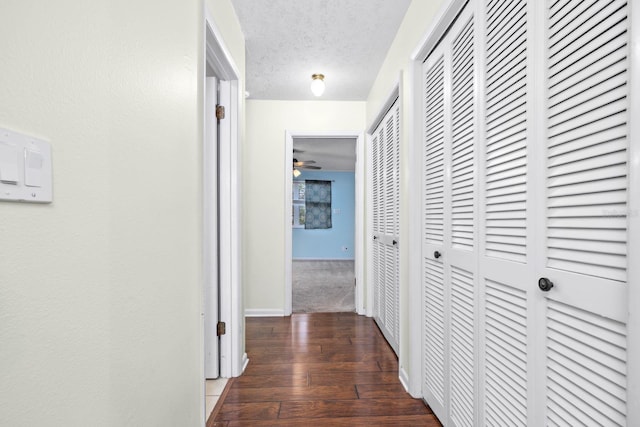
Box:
[243,100,365,312]
[0,1,244,425]
[365,0,446,387]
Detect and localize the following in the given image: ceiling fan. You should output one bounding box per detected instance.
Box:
[293,151,321,177]
[293,158,321,170]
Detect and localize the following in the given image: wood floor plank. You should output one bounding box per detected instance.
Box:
[246,337,352,345]
[278,398,431,419]
[227,414,442,426]
[248,350,398,365]
[248,345,322,354]
[232,374,308,388]
[243,361,380,376]
[215,402,280,421]
[308,371,399,386]
[356,383,413,399]
[214,313,441,426]
[225,385,358,403]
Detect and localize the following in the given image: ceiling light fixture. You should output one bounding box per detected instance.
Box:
[310,74,325,97]
[293,168,301,178]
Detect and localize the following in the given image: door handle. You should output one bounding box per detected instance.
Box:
[538,277,554,292]
[434,251,441,259]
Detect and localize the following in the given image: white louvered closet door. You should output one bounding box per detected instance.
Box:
[422,5,478,426]
[537,0,630,424]
[371,99,400,354]
[419,0,634,425]
[479,0,537,425]
[372,129,383,326]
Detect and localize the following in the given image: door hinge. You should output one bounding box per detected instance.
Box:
[216,105,226,120]
[217,321,226,336]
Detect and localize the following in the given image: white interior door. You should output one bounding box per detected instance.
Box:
[421,5,478,425]
[204,76,219,379]
[536,0,630,424]
[478,0,536,424]
[370,99,400,354]
[419,1,633,426]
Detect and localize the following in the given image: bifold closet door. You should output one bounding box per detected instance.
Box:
[478,0,537,424]
[420,0,633,425]
[422,5,478,426]
[536,0,630,424]
[371,99,400,353]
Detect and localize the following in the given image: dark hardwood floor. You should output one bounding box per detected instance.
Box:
[209,312,441,426]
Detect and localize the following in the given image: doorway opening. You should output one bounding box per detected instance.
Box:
[285,131,365,316]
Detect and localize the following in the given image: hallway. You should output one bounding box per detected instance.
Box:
[209,313,441,426]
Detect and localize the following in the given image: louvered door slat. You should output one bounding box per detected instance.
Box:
[424,258,445,407]
[424,56,446,246]
[542,0,630,425]
[485,0,528,265]
[546,302,627,426]
[450,267,474,427]
[485,278,528,426]
[451,18,476,252]
[546,0,628,282]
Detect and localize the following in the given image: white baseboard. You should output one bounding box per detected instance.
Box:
[244,308,286,317]
[399,365,422,398]
[241,352,249,373]
[399,366,410,393]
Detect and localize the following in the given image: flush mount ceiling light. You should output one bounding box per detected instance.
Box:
[310,73,325,97]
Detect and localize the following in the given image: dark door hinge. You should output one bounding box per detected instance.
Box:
[217,321,226,336]
[216,105,226,120]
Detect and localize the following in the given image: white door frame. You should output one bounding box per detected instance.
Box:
[365,77,401,318]
[203,7,246,391]
[203,75,219,380]
[284,130,365,316]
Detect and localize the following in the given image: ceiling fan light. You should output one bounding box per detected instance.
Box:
[293,168,301,177]
[310,74,325,96]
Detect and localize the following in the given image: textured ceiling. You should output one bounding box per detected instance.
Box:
[293,138,357,172]
[230,0,412,100]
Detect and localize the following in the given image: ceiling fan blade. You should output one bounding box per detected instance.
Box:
[293,160,316,166]
[293,148,305,153]
[299,165,321,170]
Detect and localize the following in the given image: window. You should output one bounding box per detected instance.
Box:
[304,180,332,229]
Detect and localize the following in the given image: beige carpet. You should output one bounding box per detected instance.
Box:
[292,260,355,313]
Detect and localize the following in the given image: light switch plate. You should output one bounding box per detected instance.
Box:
[0,127,52,203]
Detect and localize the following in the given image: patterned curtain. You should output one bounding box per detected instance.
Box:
[304,180,332,229]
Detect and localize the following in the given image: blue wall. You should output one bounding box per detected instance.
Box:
[293,171,355,259]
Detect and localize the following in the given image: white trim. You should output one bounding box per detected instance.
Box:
[204,10,244,389]
[285,131,294,316]
[410,0,468,62]
[285,131,365,316]
[366,131,374,318]
[407,58,424,398]
[203,76,219,380]
[241,352,250,372]
[205,12,240,81]
[245,308,287,317]
[355,131,366,315]
[627,0,640,423]
[367,83,400,135]
[399,366,411,395]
